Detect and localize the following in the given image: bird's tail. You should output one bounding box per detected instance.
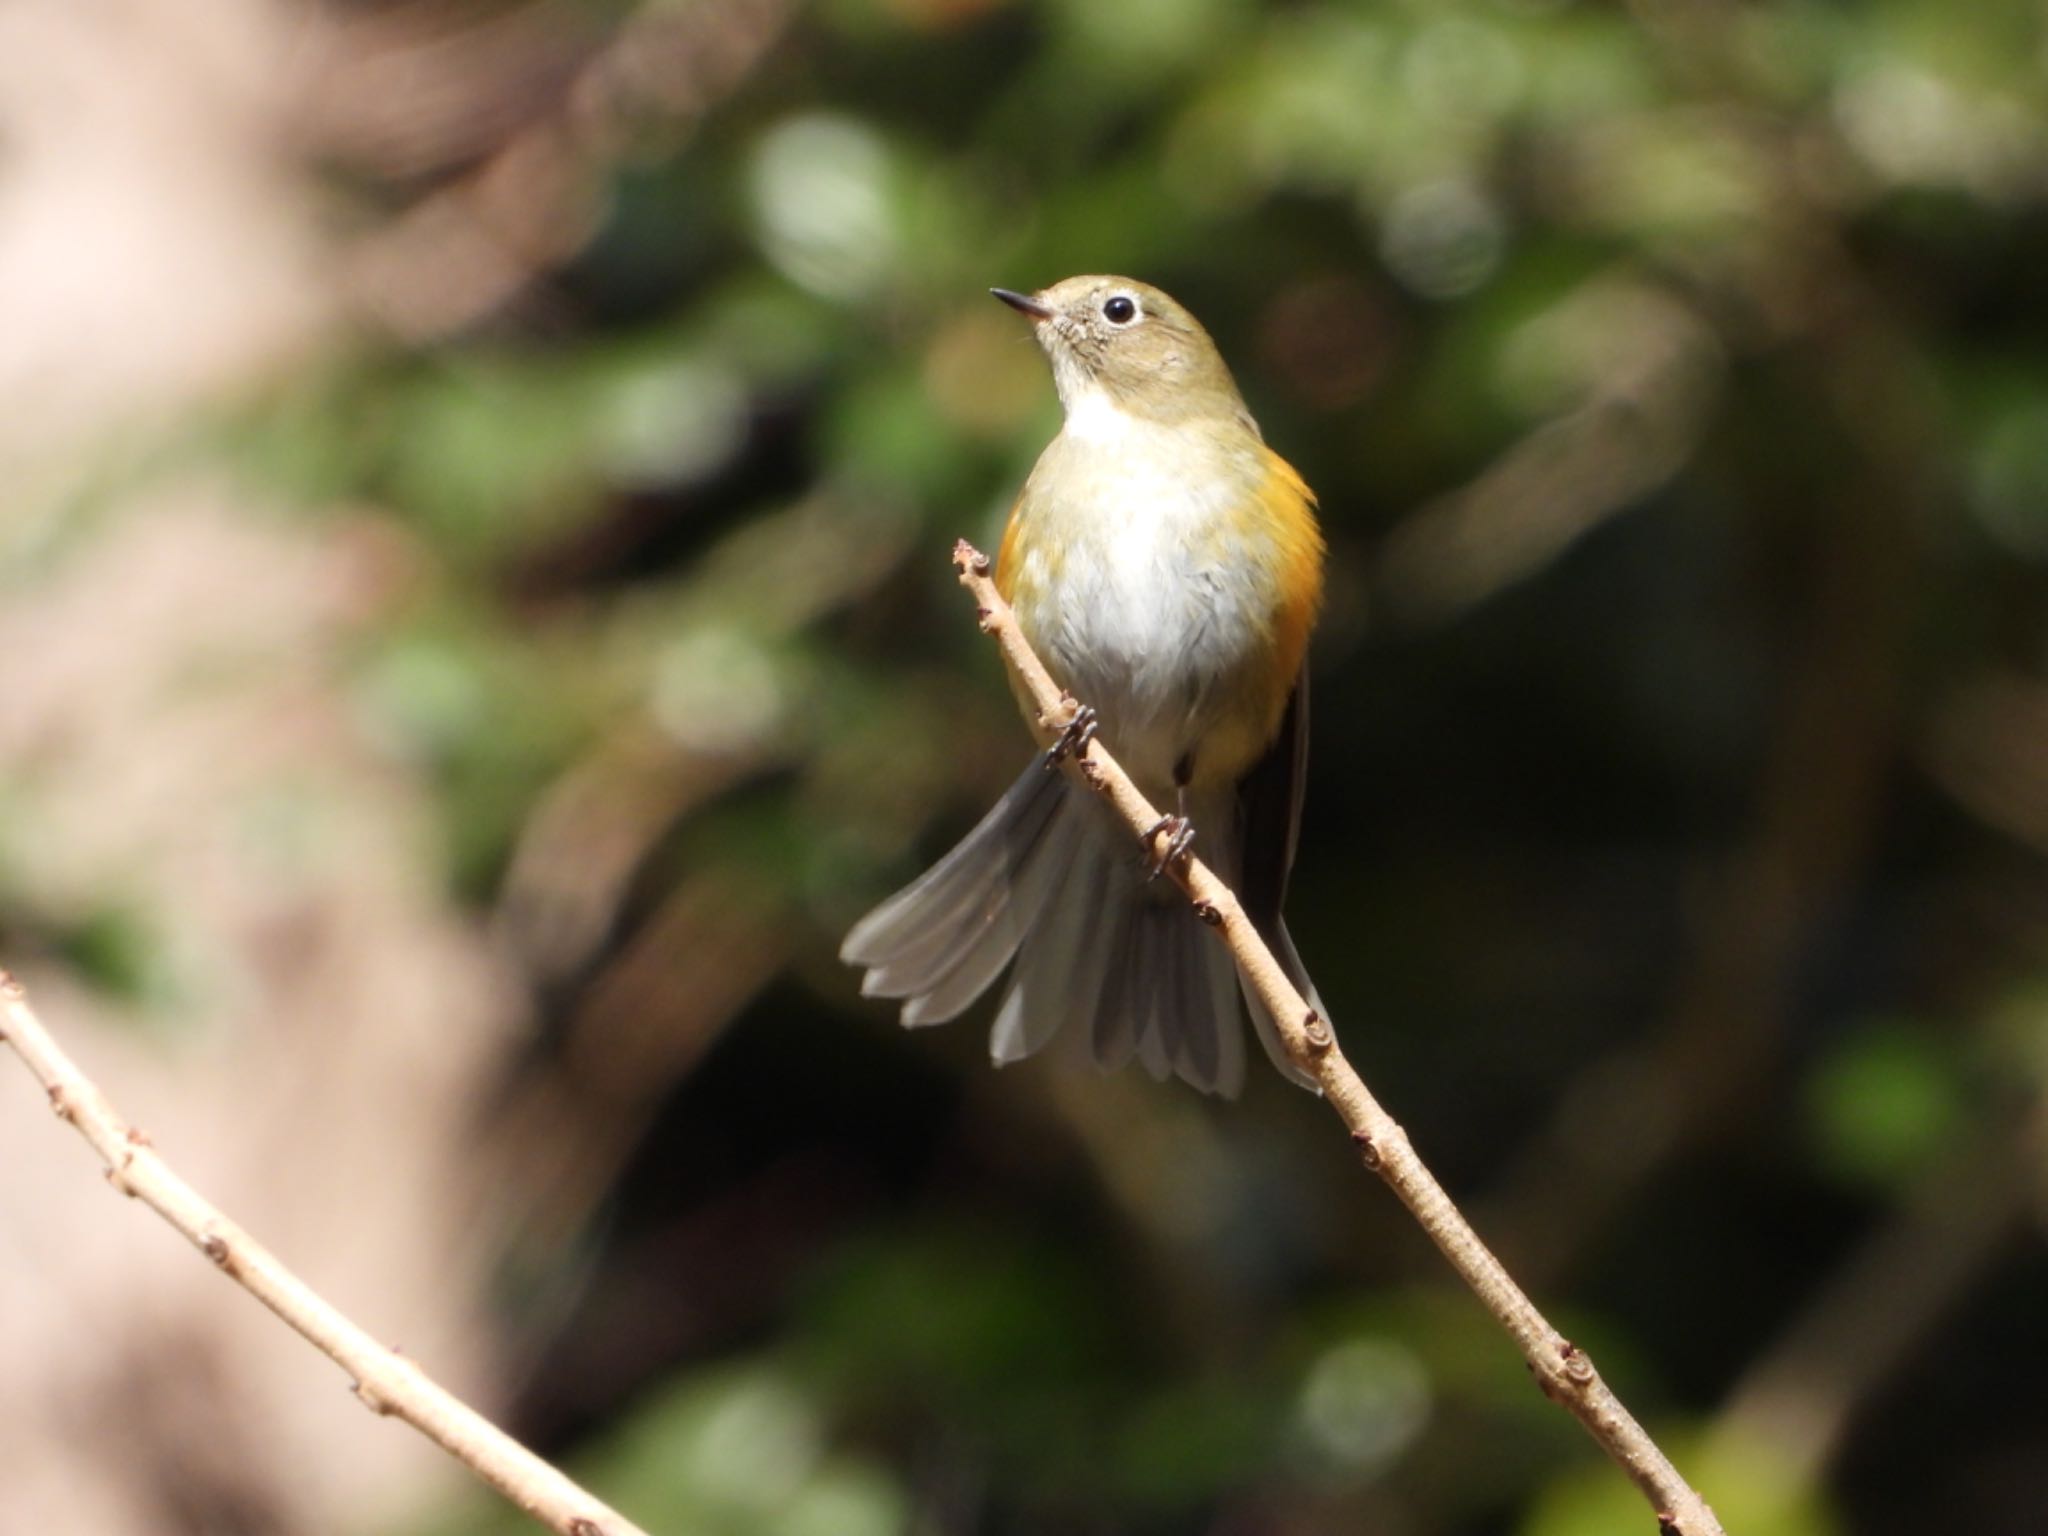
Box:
[842,754,1322,1096]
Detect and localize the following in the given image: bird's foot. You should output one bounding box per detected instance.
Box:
[1143,814,1196,880]
[1045,704,1099,768]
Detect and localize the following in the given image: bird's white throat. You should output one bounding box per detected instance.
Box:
[1058,384,1140,447]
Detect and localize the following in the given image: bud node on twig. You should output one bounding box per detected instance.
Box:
[107,1153,139,1198]
[1303,1012,1332,1054]
[200,1232,237,1276]
[1194,900,1223,927]
[570,1520,607,1536]
[0,968,22,1002]
[1559,1339,1596,1386]
[1350,1129,1381,1168]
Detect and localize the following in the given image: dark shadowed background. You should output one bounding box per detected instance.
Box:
[2,1,2046,1533]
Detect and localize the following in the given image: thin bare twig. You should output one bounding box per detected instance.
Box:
[952,539,1726,1536]
[0,973,650,1536]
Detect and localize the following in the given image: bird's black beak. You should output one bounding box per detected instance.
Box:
[990,287,1054,321]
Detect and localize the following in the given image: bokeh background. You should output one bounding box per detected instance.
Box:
[3,0,2046,1532]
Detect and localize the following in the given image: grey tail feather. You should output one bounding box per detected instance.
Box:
[844,750,1316,1099]
[990,830,1108,1067]
[1240,918,1325,1094]
[1071,891,1246,1098]
[842,751,1072,1025]
[1086,878,1140,1073]
[1131,906,1173,1084]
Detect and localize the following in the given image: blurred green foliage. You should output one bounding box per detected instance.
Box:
[340,0,2047,1528]
[1806,1019,1967,1190]
[16,0,2048,1530]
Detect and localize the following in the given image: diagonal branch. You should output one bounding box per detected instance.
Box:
[0,973,650,1536]
[953,538,1725,1536]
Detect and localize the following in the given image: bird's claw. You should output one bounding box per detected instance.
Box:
[1143,814,1196,879]
[1046,704,1099,768]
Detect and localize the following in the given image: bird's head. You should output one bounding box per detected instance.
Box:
[991,276,1249,430]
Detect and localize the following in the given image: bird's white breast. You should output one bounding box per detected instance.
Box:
[1009,388,1278,789]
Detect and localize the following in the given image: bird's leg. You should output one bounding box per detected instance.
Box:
[1144,775,1197,880]
[1045,703,1099,768]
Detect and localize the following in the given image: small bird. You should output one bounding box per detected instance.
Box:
[842,276,1327,1096]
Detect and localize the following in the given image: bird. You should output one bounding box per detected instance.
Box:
[841,275,1327,1096]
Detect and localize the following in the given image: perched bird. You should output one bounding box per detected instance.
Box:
[842,276,1327,1096]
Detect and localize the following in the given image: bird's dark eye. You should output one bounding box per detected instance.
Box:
[1102,295,1138,325]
